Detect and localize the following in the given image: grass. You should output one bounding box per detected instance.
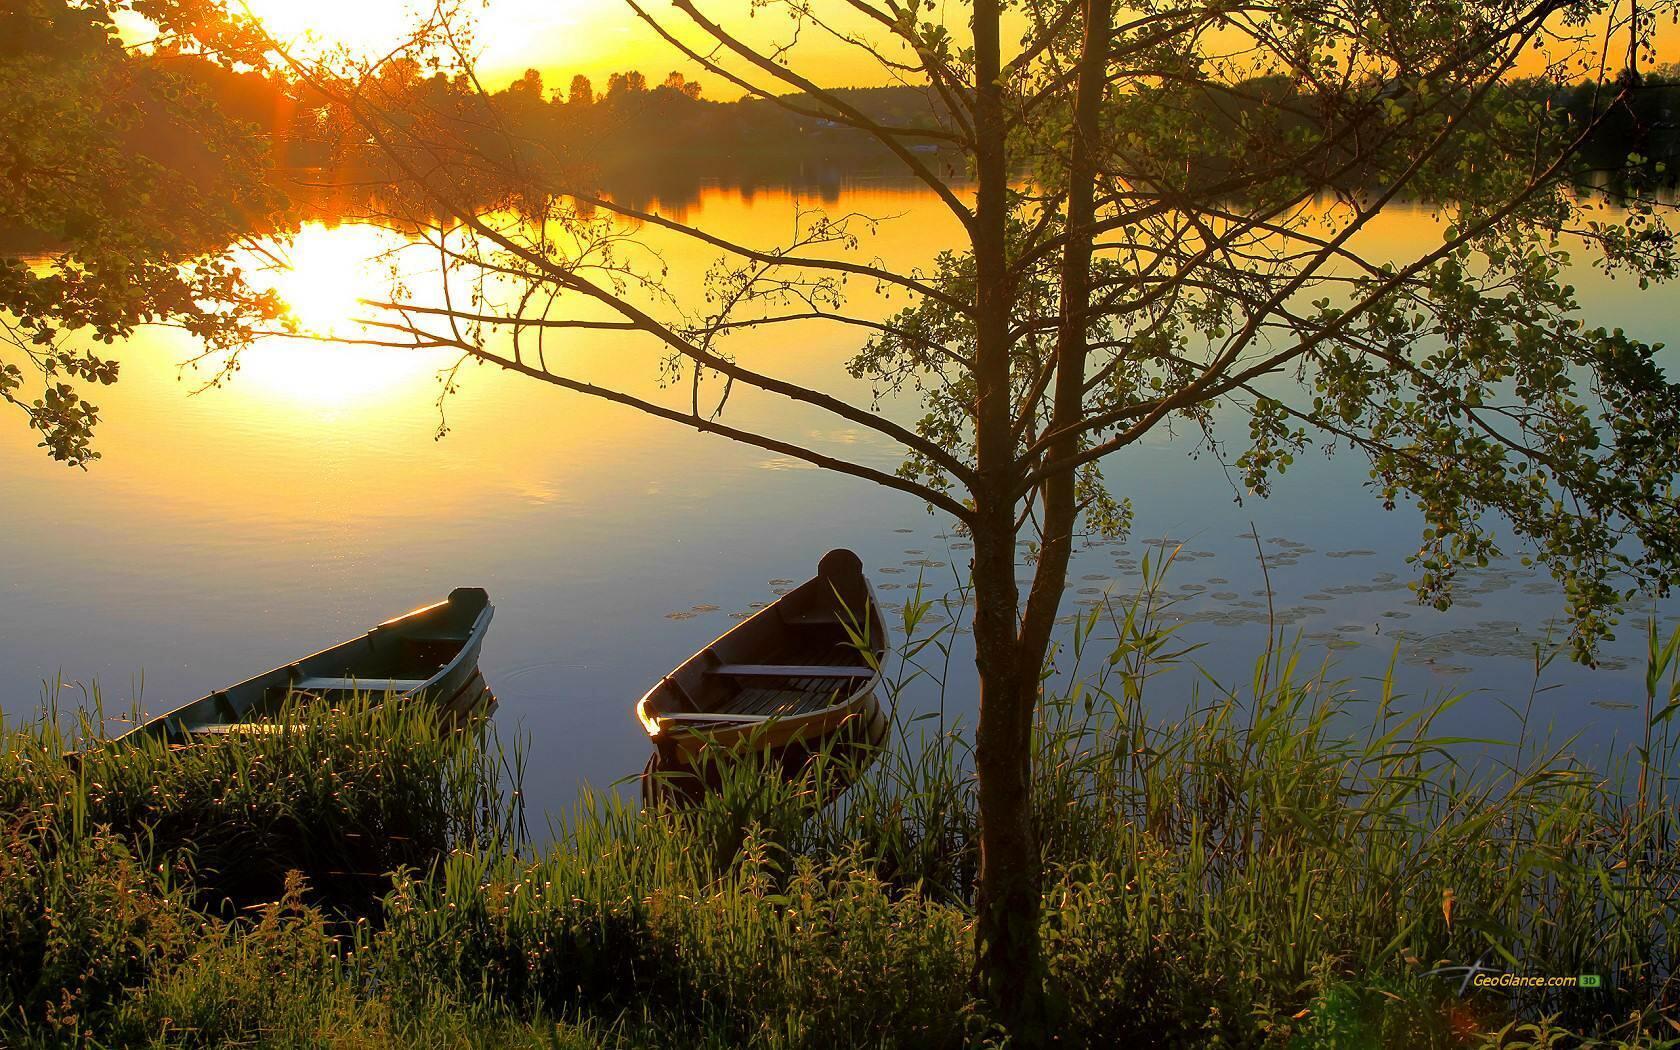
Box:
[1,559,1676,1047]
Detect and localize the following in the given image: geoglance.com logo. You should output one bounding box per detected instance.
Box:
[1471,973,1602,989]
[1421,957,1603,995]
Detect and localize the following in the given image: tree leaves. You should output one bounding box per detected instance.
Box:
[0,0,288,467]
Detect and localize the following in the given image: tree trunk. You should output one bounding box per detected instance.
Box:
[1018,0,1112,667]
[969,0,1111,1040]
[971,507,1049,1040]
[967,0,1052,1035]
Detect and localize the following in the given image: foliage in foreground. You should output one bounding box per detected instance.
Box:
[1,575,1677,1047]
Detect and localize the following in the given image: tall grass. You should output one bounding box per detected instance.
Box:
[1,562,1676,1046]
[2,694,520,913]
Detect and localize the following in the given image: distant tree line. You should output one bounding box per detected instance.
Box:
[334,63,967,193]
[1553,66,1680,178]
[14,29,1674,210]
[138,58,961,188]
[109,56,1680,201]
[8,22,1680,236]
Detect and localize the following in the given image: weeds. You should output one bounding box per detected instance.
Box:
[1,560,1676,1046]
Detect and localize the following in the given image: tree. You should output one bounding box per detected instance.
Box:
[662,70,703,99]
[605,69,648,97]
[567,73,594,106]
[0,0,287,466]
[508,66,544,98]
[263,0,1680,1037]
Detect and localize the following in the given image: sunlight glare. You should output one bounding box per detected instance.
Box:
[232,340,441,413]
[265,222,394,336]
[243,223,446,413]
[236,0,426,56]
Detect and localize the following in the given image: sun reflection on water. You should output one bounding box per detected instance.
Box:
[231,341,444,413]
[262,222,398,336]
[240,222,447,413]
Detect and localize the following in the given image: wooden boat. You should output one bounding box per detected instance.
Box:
[123,587,495,742]
[637,549,891,802]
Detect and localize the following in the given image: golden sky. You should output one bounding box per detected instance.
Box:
[223,0,1673,98]
[231,0,903,96]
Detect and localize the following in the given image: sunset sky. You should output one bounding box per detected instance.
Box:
[216,0,1673,99]
[229,0,898,95]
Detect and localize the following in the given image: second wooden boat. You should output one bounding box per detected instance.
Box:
[122,587,495,743]
[636,549,891,802]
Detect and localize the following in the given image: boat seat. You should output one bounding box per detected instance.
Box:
[708,664,875,679]
[291,677,429,694]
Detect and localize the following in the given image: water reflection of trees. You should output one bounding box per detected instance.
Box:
[282,163,963,228]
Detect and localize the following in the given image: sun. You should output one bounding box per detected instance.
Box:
[228,0,699,99]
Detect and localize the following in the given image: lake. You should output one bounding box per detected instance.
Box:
[2,176,1674,818]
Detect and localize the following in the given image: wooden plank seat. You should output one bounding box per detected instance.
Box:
[709,664,875,679]
[291,677,429,693]
[735,689,830,715]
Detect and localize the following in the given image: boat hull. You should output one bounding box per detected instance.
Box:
[121,587,495,743]
[636,549,891,805]
[641,695,890,805]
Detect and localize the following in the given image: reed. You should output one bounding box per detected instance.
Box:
[829,557,1680,1044]
[1,564,1675,1046]
[0,693,520,912]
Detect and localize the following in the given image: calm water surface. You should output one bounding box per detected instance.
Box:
[2,179,1674,816]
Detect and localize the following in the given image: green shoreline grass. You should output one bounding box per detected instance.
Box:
[3,574,1677,1047]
